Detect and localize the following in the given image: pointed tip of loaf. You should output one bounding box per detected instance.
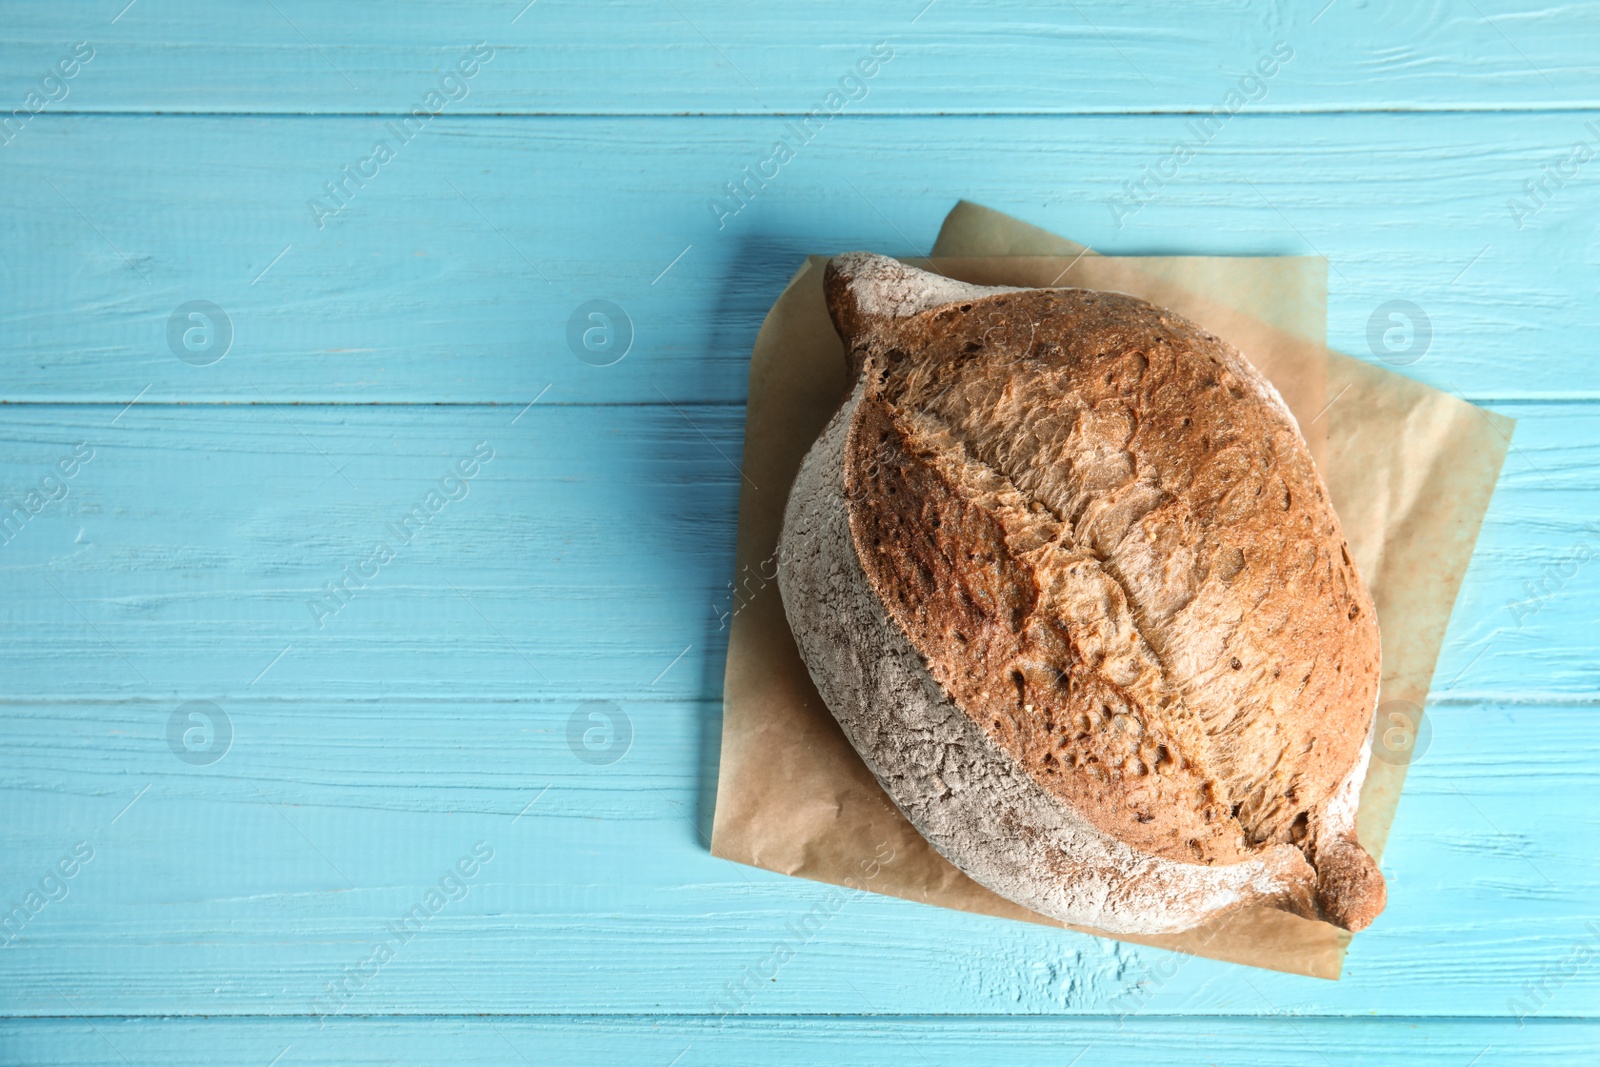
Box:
[1312,833,1388,931]
[825,252,984,325]
[823,252,1016,378]
[822,252,917,349]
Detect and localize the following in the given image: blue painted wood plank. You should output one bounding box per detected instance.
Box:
[0,402,738,702]
[1,1017,1595,1066]
[0,696,1595,1017]
[2,13,1595,1041]
[1,114,1598,403]
[0,396,1594,1017]
[0,400,1588,703]
[3,1,1599,115]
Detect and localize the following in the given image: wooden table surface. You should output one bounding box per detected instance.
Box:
[2,3,1597,1064]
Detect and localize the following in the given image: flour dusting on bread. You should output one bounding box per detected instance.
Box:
[778,252,1386,934]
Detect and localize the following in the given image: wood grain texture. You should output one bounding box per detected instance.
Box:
[0,697,1595,1016]
[0,114,1598,403]
[3,1,1599,114]
[0,402,1596,1016]
[2,1017,1595,1067]
[0,401,1591,703]
[3,1,1596,1051]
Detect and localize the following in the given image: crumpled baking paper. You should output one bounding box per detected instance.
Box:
[710,201,1512,978]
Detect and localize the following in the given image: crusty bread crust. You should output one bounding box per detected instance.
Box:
[780,376,1320,934]
[777,252,1385,933]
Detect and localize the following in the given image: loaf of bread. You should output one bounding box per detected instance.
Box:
[777,252,1386,935]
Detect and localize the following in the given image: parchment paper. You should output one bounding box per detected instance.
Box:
[711,201,1513,978]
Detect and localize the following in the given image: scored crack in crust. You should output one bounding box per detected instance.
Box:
[781,376,1319,934]
[848,393,1249,866]
[778,251,1387,934]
